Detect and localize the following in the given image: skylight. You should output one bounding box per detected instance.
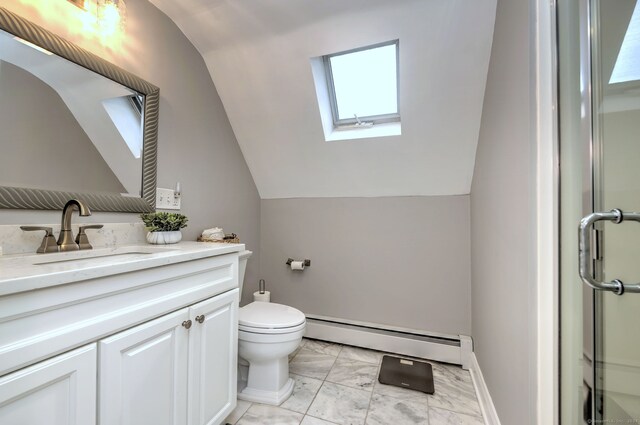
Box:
[324,40,399,127]
[610,1,640,84]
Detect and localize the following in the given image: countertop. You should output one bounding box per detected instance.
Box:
[0,241,244,296]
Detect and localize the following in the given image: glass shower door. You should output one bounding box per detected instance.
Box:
[588,0,640,421]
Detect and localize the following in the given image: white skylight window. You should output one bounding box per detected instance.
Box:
[610,1,640,84]
[324,40,399,128]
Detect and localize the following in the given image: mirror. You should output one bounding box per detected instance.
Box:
[0,7,159,212]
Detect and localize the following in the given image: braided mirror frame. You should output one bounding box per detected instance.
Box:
[0,7,158,212]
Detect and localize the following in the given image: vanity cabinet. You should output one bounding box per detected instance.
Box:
[99,289,238,425]
[0,344,97,424]
[0,246,243,425]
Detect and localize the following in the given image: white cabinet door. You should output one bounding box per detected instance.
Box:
[99,308,190,425]
[188,289,239,425]
[0,343,97,425]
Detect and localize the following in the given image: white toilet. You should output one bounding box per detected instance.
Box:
[236,250,306,405]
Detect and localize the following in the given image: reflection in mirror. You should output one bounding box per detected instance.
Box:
[0,28,144,197]
[0,6,158,212]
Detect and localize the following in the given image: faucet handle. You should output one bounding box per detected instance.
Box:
[20,226,59,254]
[75,225,104,250]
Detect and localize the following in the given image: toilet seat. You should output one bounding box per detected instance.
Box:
[239,321,306,335]
[239,302,305,332]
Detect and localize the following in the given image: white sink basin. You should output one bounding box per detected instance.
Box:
[29,246,177,266]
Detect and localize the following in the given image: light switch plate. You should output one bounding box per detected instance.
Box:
[156,188,181,210]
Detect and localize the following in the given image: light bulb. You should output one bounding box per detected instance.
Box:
[100,2,121,37]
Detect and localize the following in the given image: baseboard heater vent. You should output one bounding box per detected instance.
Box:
[304,315,472,368]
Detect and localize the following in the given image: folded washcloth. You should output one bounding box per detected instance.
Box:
[202,227,224,240]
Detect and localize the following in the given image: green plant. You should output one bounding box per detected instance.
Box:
[140,212,188,232]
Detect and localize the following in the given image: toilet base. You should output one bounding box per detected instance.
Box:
[238,377,295,405]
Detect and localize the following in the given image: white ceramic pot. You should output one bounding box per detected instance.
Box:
[146,230,182,245]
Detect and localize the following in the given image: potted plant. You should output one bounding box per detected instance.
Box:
[140,212,188,245]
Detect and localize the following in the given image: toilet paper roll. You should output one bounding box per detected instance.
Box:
[253,291,271,302]
[290,261,305,271]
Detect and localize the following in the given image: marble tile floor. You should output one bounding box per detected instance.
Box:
[225,338,484,425]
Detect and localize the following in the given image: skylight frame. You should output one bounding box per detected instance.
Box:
[323,40,400,128]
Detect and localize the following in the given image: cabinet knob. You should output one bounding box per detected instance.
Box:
[182,320,192,329]
[195,315,205,324]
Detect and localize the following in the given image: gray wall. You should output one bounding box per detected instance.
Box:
[0,60,125,194]
[0,0,261,288]
[259,196,471,335]
[470,0,534,423]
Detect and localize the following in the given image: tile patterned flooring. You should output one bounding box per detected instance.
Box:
[225,338,484,425]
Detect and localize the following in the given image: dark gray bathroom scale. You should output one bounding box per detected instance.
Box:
[378,355,435,394]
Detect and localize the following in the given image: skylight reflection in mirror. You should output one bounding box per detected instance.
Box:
[610,0,640,84]
[329,42,398,120]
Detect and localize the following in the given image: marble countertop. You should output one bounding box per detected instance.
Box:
[0,241,244,296]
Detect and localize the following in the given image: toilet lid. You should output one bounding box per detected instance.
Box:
[239,302,306,329]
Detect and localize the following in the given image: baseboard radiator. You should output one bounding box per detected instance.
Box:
[304,315,473,369]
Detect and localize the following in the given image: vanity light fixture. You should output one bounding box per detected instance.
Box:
[13,37,53,56]
[98,0,127,37]
[67,0,86,9]
[65,0,127,42]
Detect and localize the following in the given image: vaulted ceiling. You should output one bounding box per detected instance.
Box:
[149,0,497,198]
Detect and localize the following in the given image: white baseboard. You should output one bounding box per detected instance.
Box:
[304,315,471,367]
[469,353,501,425]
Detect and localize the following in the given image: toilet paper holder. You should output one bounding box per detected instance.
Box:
[286,258,311,267]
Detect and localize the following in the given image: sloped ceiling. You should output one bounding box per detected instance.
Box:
[149,0,497,198]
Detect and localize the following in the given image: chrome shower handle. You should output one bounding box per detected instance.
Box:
[579,209,640,295]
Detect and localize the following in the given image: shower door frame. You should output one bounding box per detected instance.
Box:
[565,0,640,421]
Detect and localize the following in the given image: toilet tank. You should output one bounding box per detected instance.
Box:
[238,250,253,300]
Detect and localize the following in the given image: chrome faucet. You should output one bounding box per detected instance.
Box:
[57,199,91,251]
